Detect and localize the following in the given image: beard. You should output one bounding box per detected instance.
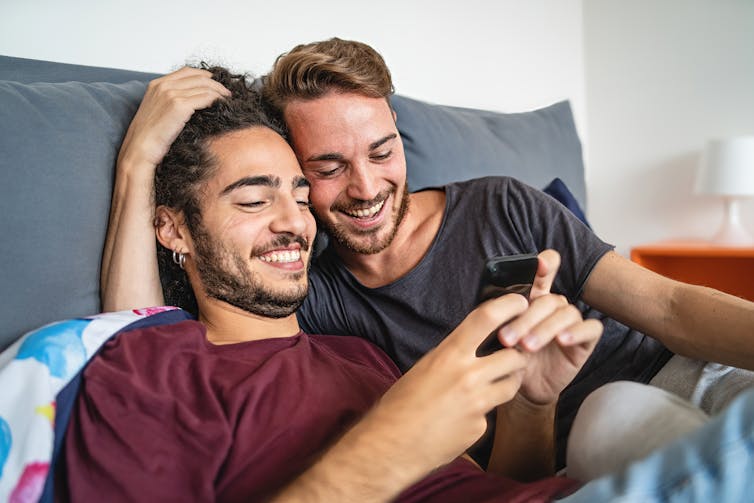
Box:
[191,225,310,318]
[324,182,410,255]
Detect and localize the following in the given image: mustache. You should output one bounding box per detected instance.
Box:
[251,234,310,257]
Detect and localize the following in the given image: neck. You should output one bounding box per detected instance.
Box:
[335,190,445,288]
[196,296,301,345]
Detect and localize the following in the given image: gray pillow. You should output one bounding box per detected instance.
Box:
[0,80,147,350]
[391,96,586,209]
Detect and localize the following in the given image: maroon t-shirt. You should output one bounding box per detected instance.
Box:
[62,320,578,502]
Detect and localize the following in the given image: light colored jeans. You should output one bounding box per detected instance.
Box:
[650,354,754,415]
[560,383,754,502]
[567,355,754,480]
[566,381,709,480]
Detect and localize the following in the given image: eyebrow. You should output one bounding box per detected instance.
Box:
[369,133,397,151]
[305,133,398,163]
[220,175,280,196]
[220,175,310,196]
[293,176,310,189]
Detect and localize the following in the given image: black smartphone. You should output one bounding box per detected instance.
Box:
[475,253,539,356]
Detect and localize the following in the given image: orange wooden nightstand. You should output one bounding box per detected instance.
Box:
[630,241,754,302]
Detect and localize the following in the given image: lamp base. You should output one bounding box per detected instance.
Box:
[712,197,754,246]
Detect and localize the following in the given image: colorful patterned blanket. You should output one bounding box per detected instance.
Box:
[0,307,189,503]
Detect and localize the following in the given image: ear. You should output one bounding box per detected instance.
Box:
[155,205,192,254]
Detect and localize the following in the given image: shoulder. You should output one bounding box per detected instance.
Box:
[440,176,547,217]
[103,318,204,354]
[85,319,206,382]
[443,176,537,200]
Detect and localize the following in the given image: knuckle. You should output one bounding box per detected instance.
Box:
[539,293,567,308]
[163,88,180,101]
[587,318,605,334]
[150,78,169,94]
[512,293,529,310]
[562,303,580,318]
[498,294,528,314]
[473,304,496,326]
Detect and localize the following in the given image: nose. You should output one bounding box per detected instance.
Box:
[346,161,380,201]
[269,195,309,237]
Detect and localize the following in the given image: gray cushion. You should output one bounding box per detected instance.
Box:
[391,96,586,209]
[0,54,160,84]
[0,79,147,350]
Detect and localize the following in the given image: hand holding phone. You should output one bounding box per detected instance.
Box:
[475,253,539,356]
[476,253,539,303]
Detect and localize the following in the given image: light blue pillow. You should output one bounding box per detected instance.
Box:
[0,80,148,350]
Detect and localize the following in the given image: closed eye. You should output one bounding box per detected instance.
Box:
[371,151,392,161]
[316,166,343,178]
[238,201,266,208]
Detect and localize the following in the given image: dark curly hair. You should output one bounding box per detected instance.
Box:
[154,64,285,314]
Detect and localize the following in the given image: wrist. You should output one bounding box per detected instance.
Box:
[113,156,156,199]
[490,396,556,479]
[505,393,557,418]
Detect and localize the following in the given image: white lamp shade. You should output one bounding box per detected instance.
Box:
[695,136,754,197]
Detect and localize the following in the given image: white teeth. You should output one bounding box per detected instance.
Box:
[259,250,301,263]
[346,200,384,218]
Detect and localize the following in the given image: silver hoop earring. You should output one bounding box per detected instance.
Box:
[172,250,186,270]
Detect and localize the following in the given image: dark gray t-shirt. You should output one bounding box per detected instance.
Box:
[298,176,672,465]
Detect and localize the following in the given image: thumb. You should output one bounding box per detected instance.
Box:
[530,249,561,300]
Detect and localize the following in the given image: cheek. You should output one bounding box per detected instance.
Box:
[387,153,407,181]
[304,212,318,237]
[222,218,264,249]
[308,180,341,214]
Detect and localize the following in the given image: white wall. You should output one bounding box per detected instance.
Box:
[0,0,585,131]
[584,0,754,255]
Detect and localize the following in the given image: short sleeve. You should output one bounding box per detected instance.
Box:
[501,178,613,301]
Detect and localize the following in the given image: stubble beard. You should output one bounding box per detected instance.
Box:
[324,183,411,256]
[191,224,310,319]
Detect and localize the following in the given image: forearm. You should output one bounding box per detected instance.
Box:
[663,283,754,370]
[101,158,164,311]
[584,251,754,370]
[486,395,556,481]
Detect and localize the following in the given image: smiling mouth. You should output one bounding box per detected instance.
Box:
[258,249,302,263]
[342,199,385,219]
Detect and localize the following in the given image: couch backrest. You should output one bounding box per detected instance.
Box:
[0,55,585,351]
[0,55,160,84]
